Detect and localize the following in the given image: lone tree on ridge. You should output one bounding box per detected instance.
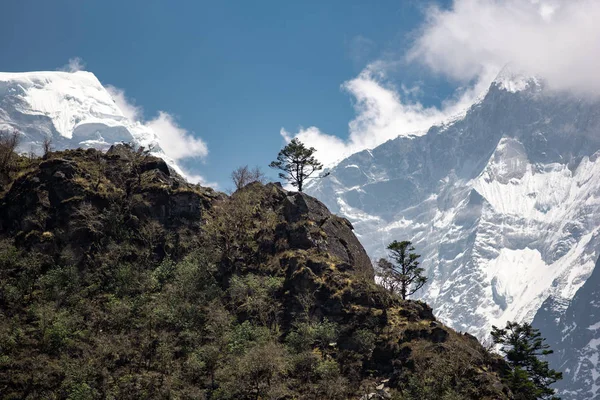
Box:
[269,138,327,192]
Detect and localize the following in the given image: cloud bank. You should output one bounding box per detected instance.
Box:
[409,0,600,94]
[285,0,600,166]
[146,112,209,161]
[283,62,494,166]
[106,85,142,122]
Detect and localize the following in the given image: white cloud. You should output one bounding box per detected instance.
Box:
[285,0,600,166]
[60,57,86,73]
[146,111,208,161]
[105,85,210,184]
[408,0,600,94]
[106,85,142,122]
[283,62,494,166]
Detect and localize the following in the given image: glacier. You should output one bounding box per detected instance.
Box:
[0,70,188,177]
[306,70,600,398]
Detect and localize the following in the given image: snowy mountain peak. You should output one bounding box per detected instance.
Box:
[0,71,128,139]
[492,64,541,93]
[0,70,192,176]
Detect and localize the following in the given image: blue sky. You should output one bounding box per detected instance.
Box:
[3,0,582,189]
[0,1,460,187]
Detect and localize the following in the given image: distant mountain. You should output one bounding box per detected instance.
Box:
[0,71,184,175]
[306,67,600,397]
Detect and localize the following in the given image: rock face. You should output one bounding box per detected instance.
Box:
[0,145,219,254]
[280,187,374,278]
[532,254,600,400]
[0,148,511,399]
[306,70,600,397]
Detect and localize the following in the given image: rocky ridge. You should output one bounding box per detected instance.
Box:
[0,145,510,399]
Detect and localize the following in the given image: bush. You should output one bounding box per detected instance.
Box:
[351,328,377,357]
[286,319,339,354]
[229,274,284,327]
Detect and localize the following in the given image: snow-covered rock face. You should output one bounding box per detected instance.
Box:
[0,71,172,165]
[533,255,600,400]
[306,74,600,346]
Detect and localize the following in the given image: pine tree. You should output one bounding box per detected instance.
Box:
[269,138,326,192]
[491,321,562,400]
[377,240,427,300]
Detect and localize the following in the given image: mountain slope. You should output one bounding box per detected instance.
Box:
[0,146,511,399]
[532,253,600,400]
[306,71,600,395]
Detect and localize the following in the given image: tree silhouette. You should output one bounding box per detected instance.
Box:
[269,138,327,192]
[231,165,266,190]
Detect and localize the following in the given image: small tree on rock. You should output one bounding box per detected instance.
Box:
[491,321,562,400]
[269,138,327,192]
[231,165,266,190]
[42,136,53,157]
[377,240,427,300]
[0,130,20,176]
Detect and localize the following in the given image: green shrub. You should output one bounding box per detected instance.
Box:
[228,274,283,327]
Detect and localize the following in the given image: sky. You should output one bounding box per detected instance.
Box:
[1,0,599,188]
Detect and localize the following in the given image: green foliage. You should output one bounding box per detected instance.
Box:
[215,340,289,399]
[377,240,427,299]
[229,274,284,327]
[227,321,272,355]
[151,258,176,289]
[269,138,327,192]
[492,321,562,399]
[284,320,348,399]
[67,383,98,400]
[351,328,377,357]
[204,188,278,267]
[286,319,339,354]
[0,146,515,399]
[393,338,494,400]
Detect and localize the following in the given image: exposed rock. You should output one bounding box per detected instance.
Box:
[277,185,374,278]
[0,148,219,250]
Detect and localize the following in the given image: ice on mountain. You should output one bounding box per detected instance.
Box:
[307,68,600,397]
[0,70,186,177]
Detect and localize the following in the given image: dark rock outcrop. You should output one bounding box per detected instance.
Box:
[0,147,220,251]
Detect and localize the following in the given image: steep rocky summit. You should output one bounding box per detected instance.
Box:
[0,146,510,399]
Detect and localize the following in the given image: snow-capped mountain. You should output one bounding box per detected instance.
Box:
[533,255,600,399]
[306,68,600,396]
[0,70,184,175]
